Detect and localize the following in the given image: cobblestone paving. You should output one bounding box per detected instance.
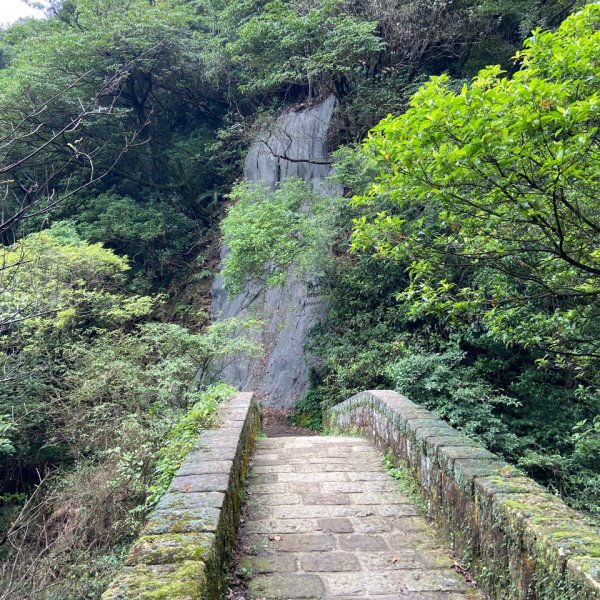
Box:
[238,436,484,600]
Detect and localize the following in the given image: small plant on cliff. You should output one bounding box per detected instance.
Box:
[220,178,340,295]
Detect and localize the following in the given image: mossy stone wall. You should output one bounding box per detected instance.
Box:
[102,392,261,600]
[325,390,600,600]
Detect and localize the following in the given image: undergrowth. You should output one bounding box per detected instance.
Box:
[144,382,236,510]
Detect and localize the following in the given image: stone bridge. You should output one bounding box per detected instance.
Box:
[102,390,600,600]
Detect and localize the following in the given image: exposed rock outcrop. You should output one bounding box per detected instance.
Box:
[210,96,340,408]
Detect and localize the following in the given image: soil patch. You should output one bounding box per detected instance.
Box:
[261,407,318,437]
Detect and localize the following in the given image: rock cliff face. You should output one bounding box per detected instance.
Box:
[210,96,339,408]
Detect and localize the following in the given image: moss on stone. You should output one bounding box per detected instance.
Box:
[476,473,543,496]
[541,529,600,558]
[125,533,215,566]
[143,508,220,536]
[102,560,206,600]
[101,393,261,600]
[567,555,600,597]
[326,389,600,599]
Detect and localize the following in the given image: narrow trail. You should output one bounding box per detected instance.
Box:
[235,436,483,600]
[260,407,318,438]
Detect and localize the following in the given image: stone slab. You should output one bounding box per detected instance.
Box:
[238,436,482,600]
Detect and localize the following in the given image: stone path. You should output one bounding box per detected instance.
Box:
[238,436,483,600]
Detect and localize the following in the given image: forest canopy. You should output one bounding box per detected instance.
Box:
[0,0,598,598]
[353,4,600,377]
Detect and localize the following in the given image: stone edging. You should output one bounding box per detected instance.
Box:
[102,392,261,600]
[324,390,600,600]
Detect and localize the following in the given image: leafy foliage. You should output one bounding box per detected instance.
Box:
[0,313,257,599]
[307,5,600,518]
[353,5,600,379]
[71,192,198,279]
[0,223,153,369]
[221,178,339,295]
[227,0,383,96]
[146,382,236,509]
[0,0,594,595]
[0,221,259,598]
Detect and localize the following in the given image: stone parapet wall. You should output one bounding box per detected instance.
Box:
[325,390,600,600]
[103,392,261,600]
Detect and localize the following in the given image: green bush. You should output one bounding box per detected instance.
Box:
[302,6,600,520]
[145,382,236,509]
[221,178,340,295]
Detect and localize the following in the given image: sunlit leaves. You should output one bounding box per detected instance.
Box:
[352,5,600,375]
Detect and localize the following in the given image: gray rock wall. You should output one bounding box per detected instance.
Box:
[211,96,340,408]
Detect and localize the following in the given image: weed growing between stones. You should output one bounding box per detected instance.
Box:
[382,451,427,514]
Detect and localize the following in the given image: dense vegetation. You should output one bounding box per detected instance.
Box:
[221,3,600,519]
[308,5,600,515]
[0,0,597,597]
